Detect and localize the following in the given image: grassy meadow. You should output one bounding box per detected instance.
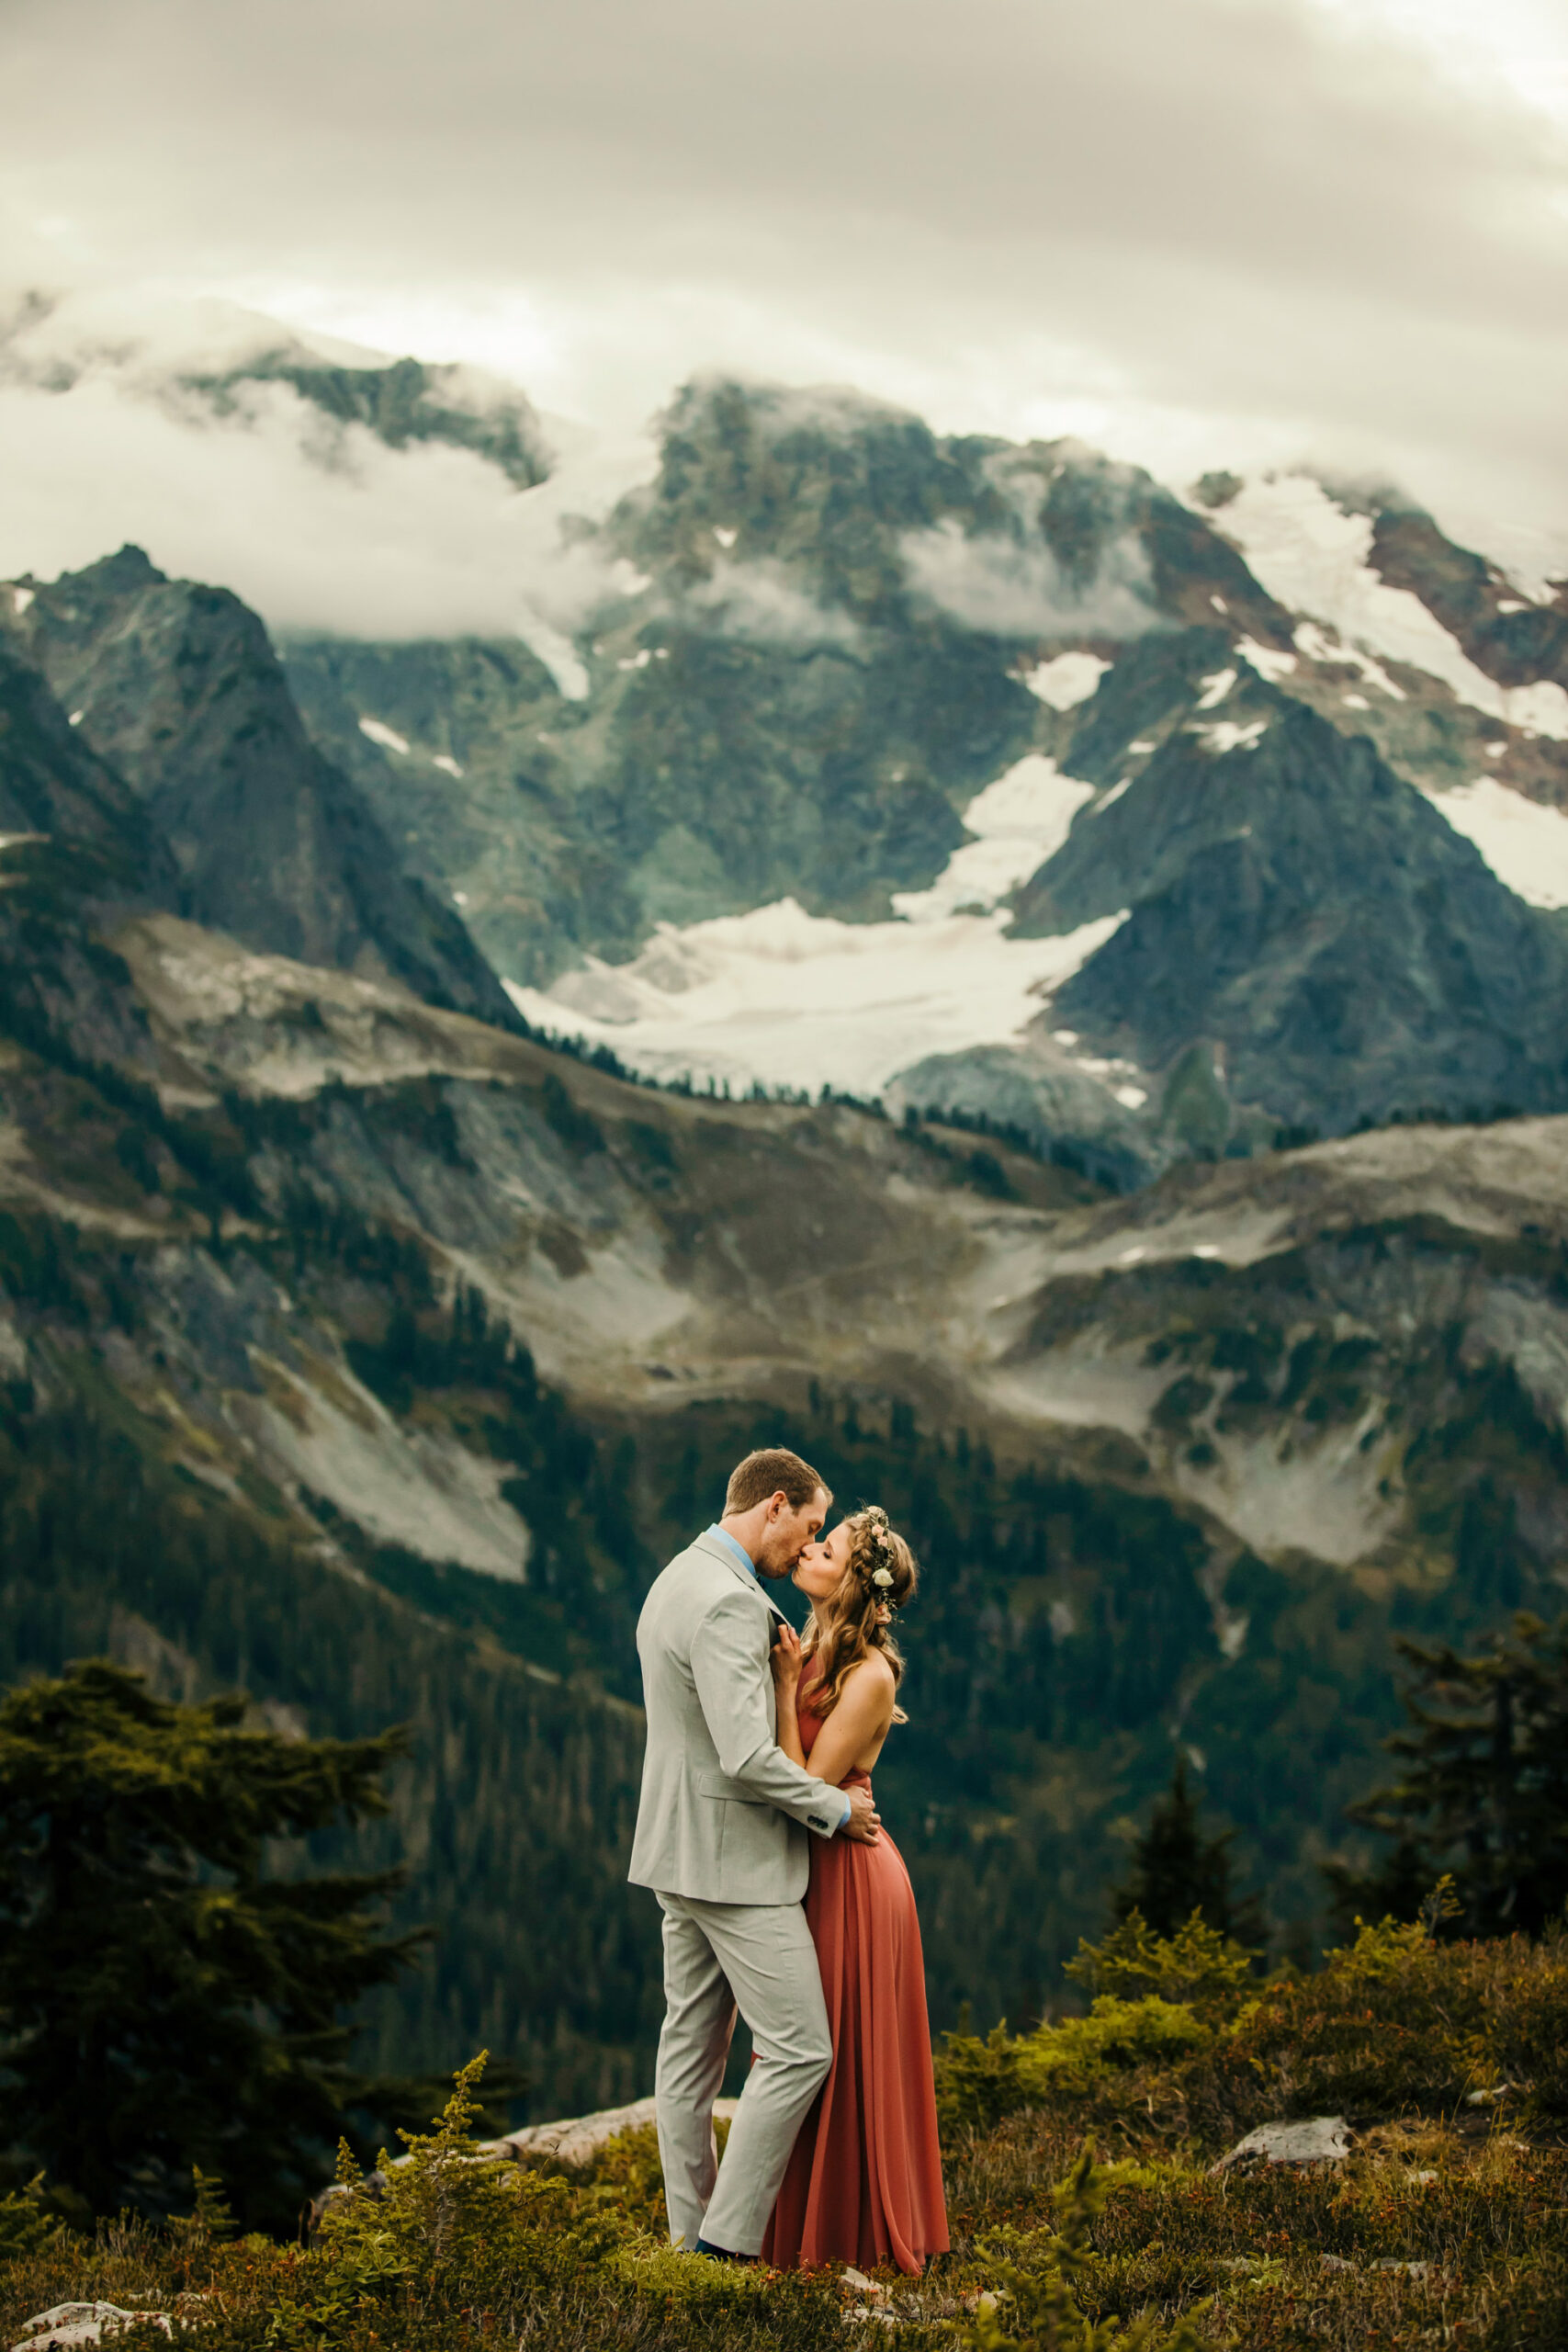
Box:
[6,1912,1566,2352]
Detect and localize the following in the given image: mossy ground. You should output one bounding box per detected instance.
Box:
[6,1928,1567,2352]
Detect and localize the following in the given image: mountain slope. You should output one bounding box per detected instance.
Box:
[1011,667,1568,1128]
[280,380,1296,984]
[4,902,1566,2064]
[0,629,181,1074]
[15,311,1566,1182]
[272,382,1568,1181]
[6,549,518,1025]
[1,685,1565,2058]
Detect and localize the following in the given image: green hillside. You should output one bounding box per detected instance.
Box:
[3,983,1565,2109]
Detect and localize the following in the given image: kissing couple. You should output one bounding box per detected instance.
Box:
[629,1446,950,2274]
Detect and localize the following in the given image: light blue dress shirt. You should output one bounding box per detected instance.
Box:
[706,1525,852,1832]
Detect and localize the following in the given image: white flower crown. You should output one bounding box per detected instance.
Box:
[855,1507,902,1611]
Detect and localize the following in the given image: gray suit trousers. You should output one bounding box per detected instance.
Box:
[654,1891,831,2256]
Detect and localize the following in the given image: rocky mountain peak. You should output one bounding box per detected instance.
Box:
[7,553,519,1027]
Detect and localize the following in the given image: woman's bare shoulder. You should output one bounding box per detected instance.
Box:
[841,1649,897,1701]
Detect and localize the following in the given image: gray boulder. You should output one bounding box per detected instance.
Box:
[11,2307,170,2352]
[1213,2115,1355,2173]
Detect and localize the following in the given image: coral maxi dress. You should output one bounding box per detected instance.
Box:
[761,1665,950,2274]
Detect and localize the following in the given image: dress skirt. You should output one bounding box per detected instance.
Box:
[761,1735,949,2274]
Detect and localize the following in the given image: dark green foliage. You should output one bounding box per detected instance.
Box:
[0,1393,658,2119]
[0,1209,87,1318]
[964,1148,1015,1201]
[345,1283,529,1417]
[618,1118,677,1183]
[113,1124,160,1193]
[269,1186,436,1295]
[0,1661,419,2229]
[540,1072,605,1156]
[1109,1758,1266,1949]
[935,2022,1028,2140]
[1330,1612,1568,1938]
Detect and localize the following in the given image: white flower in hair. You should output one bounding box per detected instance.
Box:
[872,1566,895,1589]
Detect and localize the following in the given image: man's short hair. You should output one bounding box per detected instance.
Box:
[724,1447,829,1516]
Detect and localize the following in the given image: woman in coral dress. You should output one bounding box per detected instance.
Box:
[761,1506,949,2276]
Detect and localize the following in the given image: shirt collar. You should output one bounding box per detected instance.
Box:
[705,1523,760,1581]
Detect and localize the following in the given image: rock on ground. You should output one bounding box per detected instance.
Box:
[1213,2116,1355,2173]
[12,2305,171,2352]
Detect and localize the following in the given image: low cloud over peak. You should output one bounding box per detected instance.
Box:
[900,518,1163,642]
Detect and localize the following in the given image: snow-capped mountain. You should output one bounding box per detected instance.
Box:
[6,304,1568,1174]
[282,378,1568,1170]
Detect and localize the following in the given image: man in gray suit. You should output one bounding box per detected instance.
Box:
[629,1446,881,2259]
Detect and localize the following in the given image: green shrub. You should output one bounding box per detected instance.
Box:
[941,1904,1568,2150]
[0,2178,62,2265]
[1064,1909,1255,2021]
[1019,1998,1213,2100]
[275,2056,610,2344]
[935,2021,1030,2138]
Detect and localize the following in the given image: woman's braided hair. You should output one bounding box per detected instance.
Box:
[800,1505,919,1722]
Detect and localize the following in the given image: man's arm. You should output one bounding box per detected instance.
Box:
[691,1588,847,1836]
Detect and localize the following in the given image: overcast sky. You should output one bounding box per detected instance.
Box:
[5,0,1568,580]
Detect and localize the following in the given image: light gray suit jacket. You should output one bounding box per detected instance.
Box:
[628,1531,844,1904]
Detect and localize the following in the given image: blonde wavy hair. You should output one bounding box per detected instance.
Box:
[800,1505,919,1723]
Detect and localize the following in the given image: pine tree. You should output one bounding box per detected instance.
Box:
[0,1660,423,2231]
[1329,1612,1568,1939]
[1110,1756,1266,1949]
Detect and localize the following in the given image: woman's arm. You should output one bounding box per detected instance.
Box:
[805,1655,896,1787]
[770,1622,808,1770]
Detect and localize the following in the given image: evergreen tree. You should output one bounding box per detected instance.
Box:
[0,1661,423,2231]
[1329,1612,1568,1939]
[1109,1756,1266,1948]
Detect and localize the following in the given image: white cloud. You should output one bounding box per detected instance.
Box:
[0,298,658,640]
[900,518,1162,639]
[678,557,860,648]
[3,0,1566,583]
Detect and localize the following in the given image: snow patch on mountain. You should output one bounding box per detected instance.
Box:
[1422,777,1568,910]
[1235,637,1296,684]
[358,716,410,755]
[891,755,1098,920]
[1293,618,1406,701]
[510,901,1126,1099]
[1192,717,1269,754]
[505,755,1124,1096]
[1213,475,1568,740]
[1023,651,1111,709]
